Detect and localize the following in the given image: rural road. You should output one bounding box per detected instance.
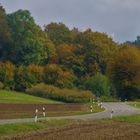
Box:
[0,102,140,125]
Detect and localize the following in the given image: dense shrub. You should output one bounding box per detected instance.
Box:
[28,64,44,83]
[0,82,4,89]
[14,65,34,91]
[44,64,77,88]
[84,73,111,97]
[26,83,94,103]
[100,96,118,102]
[0,61,15,89]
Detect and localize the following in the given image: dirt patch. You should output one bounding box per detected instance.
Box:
[5,122,140,140]
[0,104,85,111]
[0,104,87,119]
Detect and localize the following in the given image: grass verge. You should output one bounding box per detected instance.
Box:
[95,114,140,123]
[0,119,72,138]
[127,102,140,109]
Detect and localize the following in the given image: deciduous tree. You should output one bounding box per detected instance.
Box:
[109,45,140,100]
[7,10,48,65]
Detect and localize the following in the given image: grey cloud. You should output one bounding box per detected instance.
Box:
[1,0,140,42]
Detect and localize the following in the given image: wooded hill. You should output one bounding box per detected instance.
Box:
[0,5,140,101]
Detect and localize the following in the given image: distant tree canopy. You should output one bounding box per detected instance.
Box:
[44,64,77,88]
[56,44,85,77]
[126,36,140,47]
[109,45,140,100]
[0,6,12,59]
[44,22,72,46]
[6,10,50,65]
[0,61,15,89]
[74,29,118,75]
[0,5,140,100]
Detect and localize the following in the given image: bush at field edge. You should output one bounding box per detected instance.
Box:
[26,83,94,103]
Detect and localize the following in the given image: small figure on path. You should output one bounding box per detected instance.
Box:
[35,109,38,123]
[43,107,46,117]
[110,109,114,119]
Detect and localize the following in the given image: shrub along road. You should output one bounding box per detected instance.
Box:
[0,102,140,125]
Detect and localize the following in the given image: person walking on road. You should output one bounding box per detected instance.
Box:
[43,107,46,117]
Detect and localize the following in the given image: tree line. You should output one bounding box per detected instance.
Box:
[0,5,140,100]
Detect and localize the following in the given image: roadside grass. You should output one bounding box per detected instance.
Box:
[1,114,140,138]
[112,115,140,123]
[0,90,63,104]
[127,102,140,109]
[95,114,140,123]
[86,103,105,113]
[0,119,72,137]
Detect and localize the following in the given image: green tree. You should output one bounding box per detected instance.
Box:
[44,22,72,45]
[70,27,81,43]
[7,10,48,65]
[45,37,58,64]
[0,6,12,60]
[84,73,111,97]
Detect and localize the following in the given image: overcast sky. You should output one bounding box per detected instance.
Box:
[1,0,140,43]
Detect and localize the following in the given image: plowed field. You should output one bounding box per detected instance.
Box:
[0,104,88,119]
[6,122,140,140]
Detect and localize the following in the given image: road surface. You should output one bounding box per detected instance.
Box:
[0,102,140,125]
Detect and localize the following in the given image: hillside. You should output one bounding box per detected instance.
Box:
[0,4,140,101]
[0,90,63,104]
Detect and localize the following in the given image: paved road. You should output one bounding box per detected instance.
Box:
[0,102,140,125]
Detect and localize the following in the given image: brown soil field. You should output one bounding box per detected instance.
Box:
[0,104,88,119]
[5,122,140,140]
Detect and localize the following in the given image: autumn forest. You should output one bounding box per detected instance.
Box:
[0,5,140,102]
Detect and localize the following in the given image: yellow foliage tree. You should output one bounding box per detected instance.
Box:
[109,44,140,100]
